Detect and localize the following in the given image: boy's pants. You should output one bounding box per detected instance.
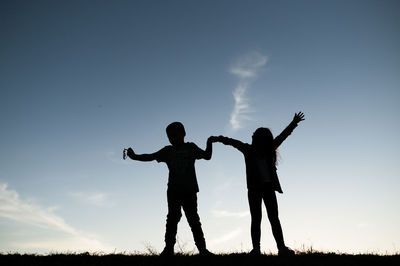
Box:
[248,184,285,250]
[165,190,206,251]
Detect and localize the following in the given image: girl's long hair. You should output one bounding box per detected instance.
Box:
[252,127,277,166]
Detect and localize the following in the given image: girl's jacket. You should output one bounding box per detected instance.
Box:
[218,121,298,193]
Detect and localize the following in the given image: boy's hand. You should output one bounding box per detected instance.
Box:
[293,112,305,124]
[127,147,135,158]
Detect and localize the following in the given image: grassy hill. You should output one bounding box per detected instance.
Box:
[1,252,400,266]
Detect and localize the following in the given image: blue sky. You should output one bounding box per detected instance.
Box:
[0,0,399,254]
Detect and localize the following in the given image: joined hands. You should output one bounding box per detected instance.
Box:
[207,136,219,143]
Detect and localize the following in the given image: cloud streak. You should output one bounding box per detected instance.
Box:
[0,183,113,252]
[209,228,242,246]
[70,191,111,207]
[229,52,268,130]
[212,209,250,218]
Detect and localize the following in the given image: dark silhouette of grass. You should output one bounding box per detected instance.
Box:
[1,251,400,266]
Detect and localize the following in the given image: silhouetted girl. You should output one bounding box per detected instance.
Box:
[213,112,305,255]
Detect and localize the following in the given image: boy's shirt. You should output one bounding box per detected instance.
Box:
[154,142,207,193]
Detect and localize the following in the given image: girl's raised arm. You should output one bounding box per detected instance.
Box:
[214,135,247,153]
[274,112,305,148]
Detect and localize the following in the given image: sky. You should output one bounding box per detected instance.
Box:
[0,0,399,255]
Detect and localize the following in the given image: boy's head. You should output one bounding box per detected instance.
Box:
[166,122,186,146]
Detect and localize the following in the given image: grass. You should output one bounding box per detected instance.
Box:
[1,250,400,266]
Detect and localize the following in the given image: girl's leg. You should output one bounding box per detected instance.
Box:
[248,189,262,251]
[262,187,285,249]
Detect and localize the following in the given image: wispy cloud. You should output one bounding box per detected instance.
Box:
[211,200,249,218]
[0,184,77,234]
[70,191,111,207]
[357,222,371,229]
[0,183,113,252]
[212,209,250,218]
[209,228,243,246]
[229,52,268,130]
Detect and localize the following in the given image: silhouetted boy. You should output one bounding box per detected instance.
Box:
[126,122,215,256]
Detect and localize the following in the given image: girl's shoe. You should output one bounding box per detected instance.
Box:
[160,246,174,257]
[199,248,215,256]
[249,248,261,255]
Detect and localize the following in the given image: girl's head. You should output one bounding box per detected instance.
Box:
[252,127,273,147]
[252,127,277,163]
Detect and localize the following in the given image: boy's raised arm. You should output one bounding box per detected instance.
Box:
[127,147,157,162]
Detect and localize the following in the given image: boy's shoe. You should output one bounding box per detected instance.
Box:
[278,246,295,256]
[160,246,174,257]
[249,248,261,256]
[199,249,214,256]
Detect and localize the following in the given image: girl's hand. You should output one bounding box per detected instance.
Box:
[293,112,305,124]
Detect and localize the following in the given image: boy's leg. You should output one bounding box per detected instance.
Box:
[165,190,182,251]
[181,193,207,251]
[262,187,285,249]
[248,189,263,252]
